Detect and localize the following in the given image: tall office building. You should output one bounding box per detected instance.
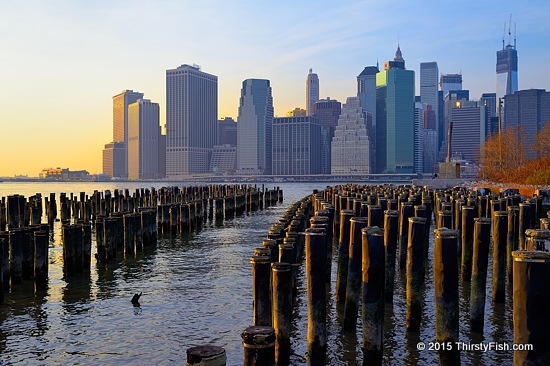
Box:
[414,102,424,173]
[110,89,143,178]
[306,69,319,116]
[102,142,126,178]
[357,66,379,126]
[420,62,439,133]
[313,98,342,174]
[440,74,462,97]
[237,79,274,175]
[422,129,438,174]
[497,18,518,101]
[217,117,237,146]
[504,89,550,158]
[272,116,321,175]
[448,101,487,163]
[331,97,372,175]
[127,99,161,180]
[166,64,218,177]
[480,92,498,135]
[376,46,415,173]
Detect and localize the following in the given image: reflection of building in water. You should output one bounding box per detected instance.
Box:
[39,167,91,181]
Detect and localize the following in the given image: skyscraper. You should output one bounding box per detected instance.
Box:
[272,116,321,175]
[166,64,218,177]
[102,142,126,178]
[504,89,550,158]
[440,74,462,97]
[449,101,487,162]
[414,102,424,173]
[111,89,143,178]
[237,79,274,175]
[357,66,379,127]
[420,62,439,132]
[331,97,372,175]
[376,46,415,173]
[313,97,342,174]
[217,117,237,146]
[306,69,319,116]
[496,17,518,101]
[127,99,161,180]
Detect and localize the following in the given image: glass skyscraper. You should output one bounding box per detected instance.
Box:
[237,79,274,175]
[376,46,415,173]
[496,20,518,101]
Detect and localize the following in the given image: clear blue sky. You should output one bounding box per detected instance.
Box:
[0,0,548,176]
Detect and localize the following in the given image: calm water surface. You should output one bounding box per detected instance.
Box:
[0,181,514,365]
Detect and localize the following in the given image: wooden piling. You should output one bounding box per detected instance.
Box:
[336,209,355,303]
[344,216,368,330]
[470,218,492,332]
[492,211,507,303]
[242,325,275,366]
[512,251,550,365]
[433,228,460,366]
[384,210,399,303]
[186,345,226,366]
[406,217,427,332]
[251,255,272,327]
[271,262,292,366]
[361,226,385,365]
[34,231,48,291]
[460,206,475,282]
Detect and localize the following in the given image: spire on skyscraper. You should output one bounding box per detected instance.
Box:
[394,44,403,62]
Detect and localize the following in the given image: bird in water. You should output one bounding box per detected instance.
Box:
[131,292,142,307]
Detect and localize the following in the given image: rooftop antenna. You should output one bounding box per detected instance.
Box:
[508,14,512,45]
[502,22,506,49]
[309,68,312,74]
[514,22,517,48]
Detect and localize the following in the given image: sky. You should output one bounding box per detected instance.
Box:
[0,0,549,177]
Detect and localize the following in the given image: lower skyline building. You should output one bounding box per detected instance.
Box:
[127,99,161,180]
[331,97,372,175]
[102,142,126,178]
[272,116,321,175]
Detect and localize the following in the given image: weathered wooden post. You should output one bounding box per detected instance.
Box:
[34,231,48,291]
[398,202,414,269]
[186,345,226,366]
[406,217,427,332]
[336,209,355,303]
[82,222,91,270]
[123,213,135,256]
[9,228,23,284]
[344,216,368,330]
[361,226,385,365]
[384,210,399,303]
[461,206,475,282]
[242,325,275,366]
[271,262,292,366]
[525,229,550,251]
[512,251,550,365]
[305,230,327,365]
[470,218,492,332]
[0,231,8,289]
[492,211,508,303]
[251,255,272,326]
[507,206,519,283]
[433,228,460,365]
[519,202,531,250]
[104,217,118,261]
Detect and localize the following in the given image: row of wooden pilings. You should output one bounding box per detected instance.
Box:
[243,184,550,366]
[0,185,283,309]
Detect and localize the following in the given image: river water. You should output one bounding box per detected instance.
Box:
[0,181,513,365]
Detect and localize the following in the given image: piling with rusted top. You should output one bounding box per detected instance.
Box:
[433,228,460,365]
[242,325,275,366]
[186,345,226,366]
[361,226,385,365]
[525,229,550,252]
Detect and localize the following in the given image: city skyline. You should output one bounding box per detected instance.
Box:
[1,1,549,176]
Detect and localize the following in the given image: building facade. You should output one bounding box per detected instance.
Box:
[102,142,126,178]
[217,117,237,146]
[272,116,321,175]
[440,74,462,97]
[127,99,161,180]
[166,64,218,177]
[504,89,550,158]
[313,97,342,174]
[497,19,518,101]
[376,46,415,173]
[237,79,273,175]
[420,62,439,136]
[449,101,487,163]
[331,97,372,175]
[306,69,319,116]
[210,144,237,174]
